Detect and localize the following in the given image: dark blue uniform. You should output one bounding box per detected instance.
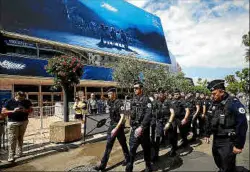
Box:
[126,94,152,172]
[152,99,166,160]
[172,98,189,146]
[150,99,158,144]
[97,99,129,170]
[206,94,248,172]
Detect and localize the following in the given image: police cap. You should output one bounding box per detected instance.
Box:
[173,88,180,93]
[157,87,164,93]
[207,79,225,91]
[106,87,116,93]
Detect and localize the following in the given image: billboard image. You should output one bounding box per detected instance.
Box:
[0,0,171,64]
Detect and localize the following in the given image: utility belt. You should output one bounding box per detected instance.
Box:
[214,130,236,139]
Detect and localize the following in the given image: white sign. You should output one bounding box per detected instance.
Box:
[0,60,26,70]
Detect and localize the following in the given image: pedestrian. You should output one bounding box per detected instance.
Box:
[205,79,248,172]
[94,87,129,171]
[73,97,84,121]
[1,91,33,162]
[172,89,190,148]
[126,81,152,172]
[87,93,97,115]
[97,96,107,114]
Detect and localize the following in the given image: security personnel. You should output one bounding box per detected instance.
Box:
[126,81,152,172]
[199,93,208,137]
[152,88,166,161]
[190,92,202,141]
[150,92,158,145]
[172,89,190,148]
[205,80,248,172]
[94,87,129,171]
[163,91,178,157]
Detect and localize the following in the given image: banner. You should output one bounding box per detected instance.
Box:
[1,0,171,64]
[0,55,113,81]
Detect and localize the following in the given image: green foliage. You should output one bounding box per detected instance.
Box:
[242,31,250,62]
[111,57,194,94]
[45,55,84,88]
[225,67,249,95]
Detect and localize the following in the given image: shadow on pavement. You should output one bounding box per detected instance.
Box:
[152,154,183,171]
[0,142,81,169]
[177,145,194,157]
[236,166,250,172]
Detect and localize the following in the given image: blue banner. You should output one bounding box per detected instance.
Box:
[1,0,171,64]
[0,55,113,81]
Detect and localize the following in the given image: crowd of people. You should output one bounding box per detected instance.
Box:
[94,80,248,172]
[0,79,248,172]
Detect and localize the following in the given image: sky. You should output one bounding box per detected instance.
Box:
[126,0,249,83]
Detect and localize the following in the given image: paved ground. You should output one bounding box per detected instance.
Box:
[1,125,249,172]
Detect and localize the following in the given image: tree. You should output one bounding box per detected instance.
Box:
[45,55,83,122]
[242,31,250,62]
[225,75,236,83]
[111,57,193,95]
[225,68,249,96]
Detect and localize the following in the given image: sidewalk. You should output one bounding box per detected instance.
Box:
[2,129,249,172]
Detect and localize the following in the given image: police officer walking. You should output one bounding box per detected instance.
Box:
[150,92,158,145]
[151,88,166,161]
[172,89,190,148]
[94,87,129,171]
[205,80,248,172]
[126,81,152,172]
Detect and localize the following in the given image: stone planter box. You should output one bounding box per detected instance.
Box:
[50,121,82,143]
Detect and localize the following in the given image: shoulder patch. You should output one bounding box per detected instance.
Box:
[120,106,125,111]
[239,107,246,114]
[147,103,152,108]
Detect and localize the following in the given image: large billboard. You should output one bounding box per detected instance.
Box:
[0,0,171,64]
[0,54,113,81]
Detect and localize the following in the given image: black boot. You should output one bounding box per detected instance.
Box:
[93,164,106,171]
[145,162,152,172]
[168,149,177,157]
[122,157,130,166]
[125,163,133,172]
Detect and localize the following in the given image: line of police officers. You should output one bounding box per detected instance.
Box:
[94,80,248,172]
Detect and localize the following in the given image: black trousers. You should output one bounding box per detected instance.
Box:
[100,125,129,168]
[176,118,189,143]
[167,122,178,152]
[126,127,151,172]
[150,123,156,144]
[212,137,236,172]
[154,121,164,157]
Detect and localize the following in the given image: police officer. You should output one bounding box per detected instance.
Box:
[163,91,178,157]
[126,81,152,172]
[205,80,248,172]
[190,92,202,141]
[150,92,158,145]
[152,88,166,161]
[172,89,190,148]
[94,87,129,171]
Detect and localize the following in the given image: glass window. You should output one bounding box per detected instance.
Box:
[14,85,39,92]
[28,95,38,107]
[87,87,101,93]
[53,94,62,102]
